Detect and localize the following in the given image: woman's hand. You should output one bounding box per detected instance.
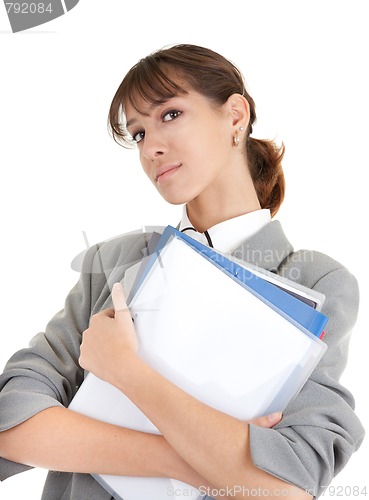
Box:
[79,283,138,384]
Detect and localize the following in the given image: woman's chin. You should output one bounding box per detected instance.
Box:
[157,189,194,206]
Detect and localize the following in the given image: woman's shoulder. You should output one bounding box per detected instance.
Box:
[281,246,358,292]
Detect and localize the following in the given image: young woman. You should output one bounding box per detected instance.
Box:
[0,44,364,499]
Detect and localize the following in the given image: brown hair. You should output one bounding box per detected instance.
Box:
[109,44,285,216]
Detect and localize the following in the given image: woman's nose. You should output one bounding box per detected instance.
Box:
[141,131,167,161]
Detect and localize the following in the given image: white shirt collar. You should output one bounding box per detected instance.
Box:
[178,206,271,253]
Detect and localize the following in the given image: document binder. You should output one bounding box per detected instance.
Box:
[69,227,328,500]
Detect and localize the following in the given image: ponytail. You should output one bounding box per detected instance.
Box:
[246,137,285,217]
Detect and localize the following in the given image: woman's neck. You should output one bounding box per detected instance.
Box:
[186,188,261,233]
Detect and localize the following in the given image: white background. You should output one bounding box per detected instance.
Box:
[0,1,368,498]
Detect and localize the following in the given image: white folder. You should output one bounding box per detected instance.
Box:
[69,232,327,500]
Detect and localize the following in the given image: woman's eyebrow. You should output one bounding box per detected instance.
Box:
[125,117,137,129]
[125,108,153,129]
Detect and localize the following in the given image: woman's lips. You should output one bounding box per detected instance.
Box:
[155,164,181,182]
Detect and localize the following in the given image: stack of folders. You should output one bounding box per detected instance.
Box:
[69,225,328,500]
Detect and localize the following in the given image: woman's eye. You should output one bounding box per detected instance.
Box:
[162,110,182,122]
[132,131,145,143]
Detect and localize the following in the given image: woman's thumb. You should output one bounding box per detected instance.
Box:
[112,282,128,312]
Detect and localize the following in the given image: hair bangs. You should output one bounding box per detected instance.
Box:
[127,59,187,112]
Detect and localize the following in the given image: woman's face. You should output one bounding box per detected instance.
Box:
[125,89,244,206]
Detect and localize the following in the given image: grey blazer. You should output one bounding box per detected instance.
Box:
[0,221,365,499]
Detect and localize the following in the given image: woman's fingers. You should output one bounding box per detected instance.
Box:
[248,412,282,428]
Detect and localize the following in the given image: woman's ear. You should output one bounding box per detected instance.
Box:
[226,93,250,130]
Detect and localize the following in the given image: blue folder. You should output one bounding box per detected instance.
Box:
[128,225,328,339]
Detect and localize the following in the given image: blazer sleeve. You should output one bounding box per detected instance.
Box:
[0,243,109,481]
[248,258,365,498]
